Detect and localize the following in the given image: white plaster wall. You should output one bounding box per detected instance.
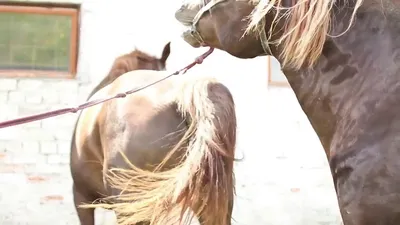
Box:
[0,0,343,224]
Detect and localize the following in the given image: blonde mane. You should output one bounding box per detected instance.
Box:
[247,0,364,69]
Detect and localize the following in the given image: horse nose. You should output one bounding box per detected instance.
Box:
[175,5,199,26]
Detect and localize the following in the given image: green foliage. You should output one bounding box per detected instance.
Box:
[0,12,72,71]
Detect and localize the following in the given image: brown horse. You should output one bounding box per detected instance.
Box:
[70,43,237,225]
[175,0,400,225]
[86,42,171,100]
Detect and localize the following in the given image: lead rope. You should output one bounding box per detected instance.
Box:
[0,47,215,129]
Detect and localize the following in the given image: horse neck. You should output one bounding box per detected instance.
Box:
[86,54,139,100]
[279,3,400,155]
[86,75,112,100]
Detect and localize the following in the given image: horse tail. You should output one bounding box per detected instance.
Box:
[170,76,237,224]
[86,76,237,225]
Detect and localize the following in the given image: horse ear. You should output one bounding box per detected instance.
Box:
[160,42,171,63]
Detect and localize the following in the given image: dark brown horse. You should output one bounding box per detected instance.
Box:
[70,43,237,225]
[176,0,400,224]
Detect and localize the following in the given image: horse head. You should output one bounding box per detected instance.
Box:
[175,0,362,70]
[88,42,171,99]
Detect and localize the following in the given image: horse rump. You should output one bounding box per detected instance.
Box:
[81,76,237,225]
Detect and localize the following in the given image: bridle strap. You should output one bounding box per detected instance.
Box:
[192,0,227,27]
[190,0,228,44]
[259,17,273,55]
[191,0,272,55]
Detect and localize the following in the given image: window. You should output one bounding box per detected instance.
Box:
[267,56,290,87]
[0,3,79,78]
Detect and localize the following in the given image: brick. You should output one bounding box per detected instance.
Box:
[0,163,26,173]
[78,84,91,94]
[0,127,22,141]
[8,91,25,103]
[48,104,68,110]
[22,141,40,154]
[53,129,74,141]
[0,142,5,152]
[0,152,11,164]
[18,104,49,117]
[1,141,22,152]
[17,79,43,91]
[26,175,49,183]
[40,141,57,154]
[12,154,46,164]
[47,154,63,164]
[49,81,79,92]
[40,195,64,204]
[42,92,60,104]
[42,114,77,129]
[0,79,17,90]
[18,120,42,128]
[20,128,56,141]
[59,92,78,105]
[290,188,301,193]
[59,154,70,164]
[31,164,68,174]
[0,103,18,120]
[57,141,71,154]
[0,92,8,103]
[0,112,6,121]
[25,92,43,104]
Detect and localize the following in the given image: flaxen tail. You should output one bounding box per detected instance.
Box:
[85,77,237,225]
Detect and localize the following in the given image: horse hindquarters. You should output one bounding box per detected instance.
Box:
[173,77,237,225]
[70,111,108,225]
[101,77,237,225]
[70,133,96,225]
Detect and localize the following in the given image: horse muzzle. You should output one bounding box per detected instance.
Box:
[175,5,203,48]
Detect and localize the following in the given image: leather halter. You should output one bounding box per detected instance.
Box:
[190,0,272,55]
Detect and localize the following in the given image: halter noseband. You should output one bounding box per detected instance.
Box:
[190,0,272,55]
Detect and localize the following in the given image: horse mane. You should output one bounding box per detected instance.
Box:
[109,49,160,79]
[87,49,161,99]
[246,0,363,69]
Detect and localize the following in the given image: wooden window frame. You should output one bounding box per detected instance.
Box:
[267,56,290,87]
[0,3,79,79]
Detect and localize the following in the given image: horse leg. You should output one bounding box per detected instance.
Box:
[73,184,96,225]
